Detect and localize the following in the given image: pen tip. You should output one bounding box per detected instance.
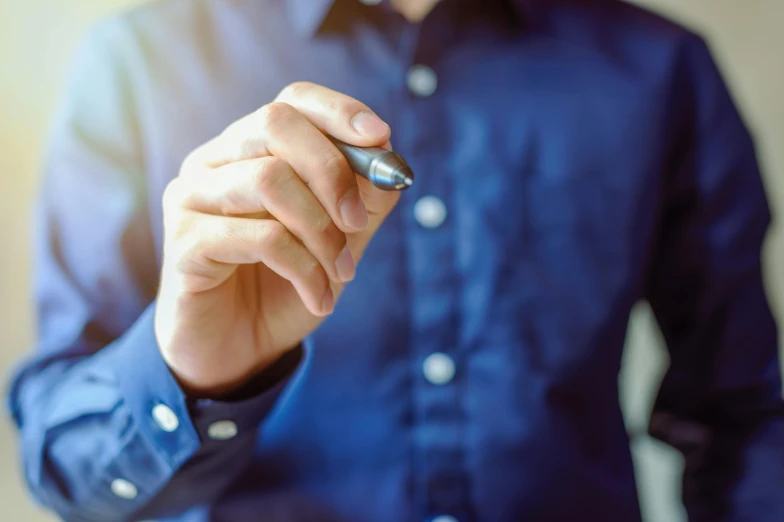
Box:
[392,166,414,190]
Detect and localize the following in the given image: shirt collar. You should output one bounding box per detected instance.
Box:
[285,0,533,38]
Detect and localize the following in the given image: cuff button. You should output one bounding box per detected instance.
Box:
[152,404,180,432]
[110,478,138,500]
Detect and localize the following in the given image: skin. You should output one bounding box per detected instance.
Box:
[156,2,439,398]
[392,0,441,22]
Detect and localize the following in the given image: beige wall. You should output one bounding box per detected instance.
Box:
[1,3,149,519]
[0,1,781,521]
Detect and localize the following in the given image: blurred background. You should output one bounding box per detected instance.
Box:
[1,0,782,521]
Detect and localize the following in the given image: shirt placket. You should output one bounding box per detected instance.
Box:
[390,8,475,522]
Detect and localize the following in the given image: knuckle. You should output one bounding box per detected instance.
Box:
[279,81,312,101]
[162,202,194,246]
[321,149,349,180]
[171,251,219,290]
[252,157,289,194]
[311,212,336,237]
[310,214,343,253]
[162,178,186,209]
[167,213,191,243]
[302,257,325,285]
[165,222,203,273]
[259,220,292,250]
[172,238,201,273]
[258,102,297,132]
[179,149,200,173]
[209,218,236,246]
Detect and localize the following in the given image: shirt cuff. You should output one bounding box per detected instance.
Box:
[110,302,303,469]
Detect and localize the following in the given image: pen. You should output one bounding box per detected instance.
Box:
[328,137,415,191]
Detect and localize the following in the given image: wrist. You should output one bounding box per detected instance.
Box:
[164,352,272,399]
[176,345,303,401]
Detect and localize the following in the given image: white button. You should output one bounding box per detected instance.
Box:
[407,64,438,97]
[110,478,138,500]
[422,353,455,385]
[151,404,179,433]
[359,0,382,5]
[414,196,447,229]
[432,516,459,522]
[207,420,238,440]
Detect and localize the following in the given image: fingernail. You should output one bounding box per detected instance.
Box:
[321,287,335,315]
[351,111,390,139]
[334,245,356,283]
[339,189,369,231]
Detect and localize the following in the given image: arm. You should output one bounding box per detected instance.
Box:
[7,21,300,521]
[9,14,400,520]
[646,35,784,522]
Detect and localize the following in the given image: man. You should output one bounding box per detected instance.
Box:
[8,0,784,520]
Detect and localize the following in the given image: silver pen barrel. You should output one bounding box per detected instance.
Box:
[328,137,414,191]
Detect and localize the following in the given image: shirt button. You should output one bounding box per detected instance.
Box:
[110,478,138,500]
[413,196,447,229]
[407,64,438,97]
[151,404,179,432]
[423,353,455,385]
[432,516,459,522]
[207,420,238,440]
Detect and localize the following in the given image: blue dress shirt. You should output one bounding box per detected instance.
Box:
[9,0,784,521]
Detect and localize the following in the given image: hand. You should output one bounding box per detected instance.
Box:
[154,82,400,397]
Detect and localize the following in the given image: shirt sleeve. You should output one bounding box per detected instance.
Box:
[645,35,784,522]
[7,18,303,522]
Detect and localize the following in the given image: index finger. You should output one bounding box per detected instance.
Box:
[275,81,391,147]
